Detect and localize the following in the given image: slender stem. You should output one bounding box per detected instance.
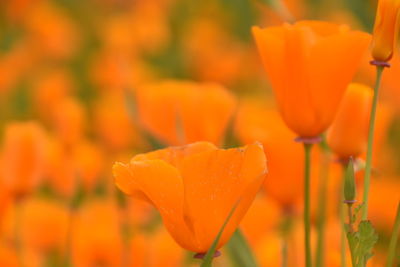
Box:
[340,205,347,267]
[362,65,384,220]
[282,238,288,267]
[315,147,330,267]
[304,143,313,267]
[346,204,357,267]
[386,202,400,267]
[281,214,293,267]
[347,204,354,233]
[270,0,294,22]
[340,169,347,267]
[14,199,23,267]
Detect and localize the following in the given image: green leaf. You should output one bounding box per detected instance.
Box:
[200,202,239,267]
[357,220,378,265]
[346,231,358,267]
[226,229,259,267]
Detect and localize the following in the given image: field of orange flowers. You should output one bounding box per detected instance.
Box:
[0,0,399,266]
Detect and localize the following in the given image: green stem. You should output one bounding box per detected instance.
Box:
[281,215,293,267]
[282,237,288,267]
[315,148,330,267]
[361,65,384,220]
[304,143,313,267]
[14,199,23,267]
[346,204,357,267]
[340,171,347,267]
[386,202,400,267]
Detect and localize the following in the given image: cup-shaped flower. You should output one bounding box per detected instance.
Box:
[135,80,236,146]
[327,83,373,159]
[371,0,400,62]
[252,21,371,138]
[113,141,267,253]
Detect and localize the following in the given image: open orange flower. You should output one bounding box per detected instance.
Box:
[252,21,371,138]
[371,0,400,62]
[135,80,236,146]
[327,83,373,159]
[113,141,267,253]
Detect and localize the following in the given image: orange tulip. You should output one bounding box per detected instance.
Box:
[113,141,267,253]
[371,0,400,62]
[327,83,373,159]
[252,21,371,138]
[136,80,236,146]
[0,122,47,198]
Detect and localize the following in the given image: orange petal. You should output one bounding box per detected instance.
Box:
[309,30,371,136]
[181,143,267,252]
[132,141,216,170]
[113,160,197,251]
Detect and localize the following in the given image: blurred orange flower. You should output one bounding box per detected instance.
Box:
[52,97,86,146]
[371,0,400,62]
[0,122,47,198]
[113,141,267,253]
[327,83,373,159]
[94,92,145,151]
[72,200,123,267]
[32,69,75,121]
[20,198,68,254]
[369,177,400,231]
[130,226,184,267]
[252,21,370,137]
[44,138,76,197]
[72,140,105,192]
[136,80,236,146]
[235,100,304,208]
[24,2,80,60]
[0,245,18,267]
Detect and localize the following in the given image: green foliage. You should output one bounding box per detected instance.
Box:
[347,220,379,267]
[226,229,259,267]
[200,202,238,267]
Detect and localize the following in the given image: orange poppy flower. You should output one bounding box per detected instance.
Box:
[234,100,304,208]
[371,0,400,62]
[72,200,123,267]
[72,140,105,193]
[20,198,69,254]
[0,122,47,198]
[44,138,76,197]
[252,21,371,138]
[94,91,145,150]
[130,226,184,267]
[52,97,86,146]
[25,2,80,60]
[113,141,267,253]
[327,83,373,159]
[136,80,236,146]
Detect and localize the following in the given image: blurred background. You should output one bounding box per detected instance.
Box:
[0,0,399,266]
